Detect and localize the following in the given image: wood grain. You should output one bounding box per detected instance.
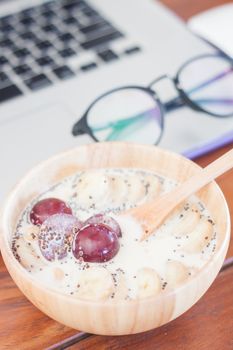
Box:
[66,266,233,350]
[0,0,232,349]
[160,0,233,20]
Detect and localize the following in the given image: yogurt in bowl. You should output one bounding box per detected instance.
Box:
[0,143,230,335]
[12,168,217,301]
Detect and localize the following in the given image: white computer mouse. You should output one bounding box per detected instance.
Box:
[188,3,233,57]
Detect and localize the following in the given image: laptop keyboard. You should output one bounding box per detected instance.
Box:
[0,0,141,104]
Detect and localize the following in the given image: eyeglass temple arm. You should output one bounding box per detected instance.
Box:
[165,67,233,112]
[186,66,233,95]
[72,116,90,136]
[165,97,233,113]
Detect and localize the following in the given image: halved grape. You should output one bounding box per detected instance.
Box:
[72,224,120,263]
[30,198,72,225]
[39,213,81,261]
[83,214,122,237]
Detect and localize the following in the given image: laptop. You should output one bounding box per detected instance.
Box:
[0,0,231,201]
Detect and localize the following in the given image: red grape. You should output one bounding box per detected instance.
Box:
[39,214,81,261]
[83,214,122,238]
[72,224,120,263]
[30,198,72,225]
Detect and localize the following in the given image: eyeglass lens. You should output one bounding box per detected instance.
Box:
[87,88,163,143]
[178,55,233,116]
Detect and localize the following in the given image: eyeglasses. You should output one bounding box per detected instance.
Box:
[72,53,233,145]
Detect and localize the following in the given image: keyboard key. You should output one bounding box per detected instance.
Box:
[42,24,59,33]
[36,56,54,66]
[40,10,56,18]
[25,74,52,90]
[63,0,85,11]
[0,23,14,33]
[0,72,9,84]
[63,16,79,26]
[36,40,53,50]
[82,7,98,17]
[53,65,74,79]
[81,31,123,50]
[80,21,110,35]
[13,64,31,75]
[20,16,35,26]
[20,31,38,41]
[0,38,14,47]
[125,46,141,55]
[13,48,30,58]
[58,33,74,42]
[80,62,97,71]
[0,84,23,103]
[98,49,118,62]
[0,56,8,66]
[59,47,76,58]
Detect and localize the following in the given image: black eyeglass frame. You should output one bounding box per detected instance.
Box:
[72,52,233,144]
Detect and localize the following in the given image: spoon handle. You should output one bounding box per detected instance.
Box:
[165,147,233,206]
[135,148,233,241]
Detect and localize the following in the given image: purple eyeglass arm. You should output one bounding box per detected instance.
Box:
[165,67,233,112]
[183,130,233,159]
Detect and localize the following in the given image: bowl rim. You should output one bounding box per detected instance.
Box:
[0,142,231,306]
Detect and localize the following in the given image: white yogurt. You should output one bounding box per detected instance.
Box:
[12,169,217,300]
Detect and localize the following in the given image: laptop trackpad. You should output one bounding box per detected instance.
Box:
[0,104,92,201]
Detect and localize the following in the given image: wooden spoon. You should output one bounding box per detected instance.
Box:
[128,148,233,241]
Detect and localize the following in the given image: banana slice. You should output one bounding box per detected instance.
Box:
[136,267,161,298]
[126,175,146,204]
[172,204,200,237]
[74,171,110,209]
[113,271,128,300]
[166,261,189,288]
[183,219,213,254]
[22,224,39,242]
[108,175,128,207]
[53,267,65,281]
[144,174,161,200]
[76,267,114,301]
[12,235,45,270]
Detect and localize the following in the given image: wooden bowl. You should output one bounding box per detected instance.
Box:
[0,142,230,335]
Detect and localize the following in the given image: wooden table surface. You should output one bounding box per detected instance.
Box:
[1,1,233,349]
